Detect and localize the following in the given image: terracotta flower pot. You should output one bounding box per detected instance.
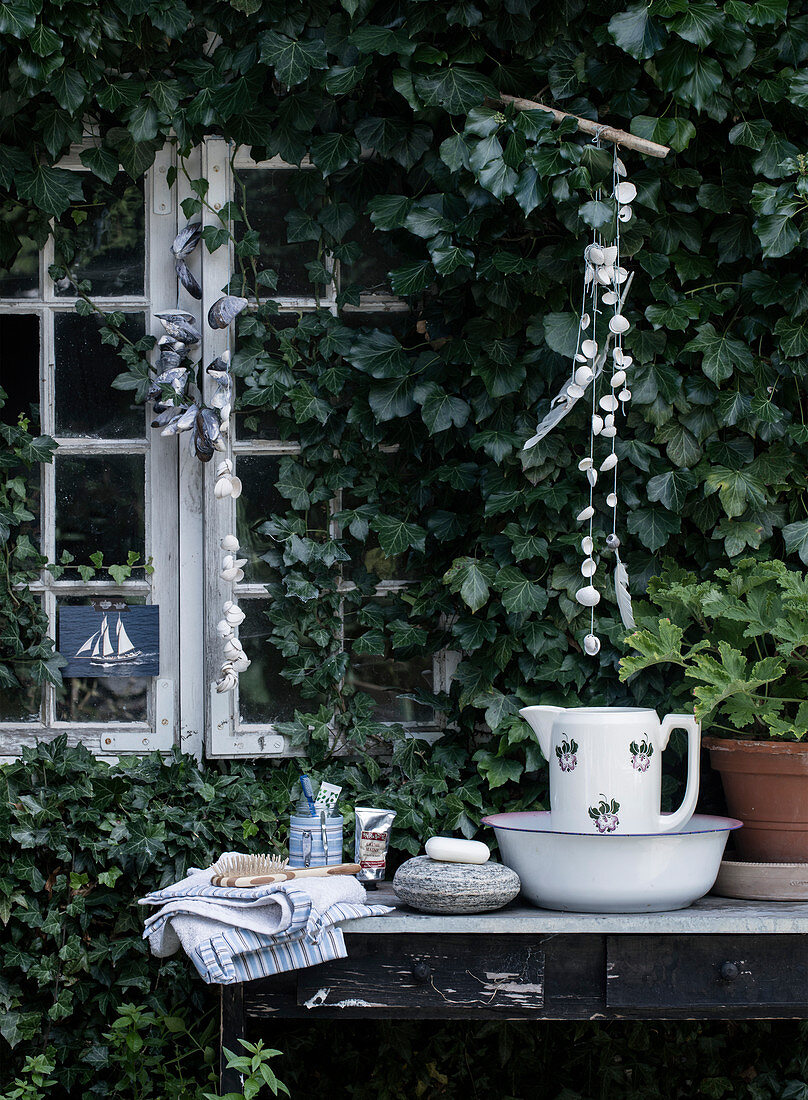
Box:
[703,737,808,862]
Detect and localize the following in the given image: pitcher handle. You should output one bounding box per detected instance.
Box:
[656,713,701,834]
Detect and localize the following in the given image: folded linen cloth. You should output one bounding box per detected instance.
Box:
[139,857,393,985]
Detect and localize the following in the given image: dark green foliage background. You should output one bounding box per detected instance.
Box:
[2,0,808,1092]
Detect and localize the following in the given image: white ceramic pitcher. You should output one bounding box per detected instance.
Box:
[520,706,700,834]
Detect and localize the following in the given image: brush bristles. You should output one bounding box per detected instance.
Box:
[210,853,288,879]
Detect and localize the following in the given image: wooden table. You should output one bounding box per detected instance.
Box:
[219,887,808,1091]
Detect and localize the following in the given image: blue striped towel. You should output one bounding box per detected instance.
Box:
[139,861,393,985]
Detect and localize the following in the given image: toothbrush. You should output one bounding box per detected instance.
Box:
[299,773,317,816]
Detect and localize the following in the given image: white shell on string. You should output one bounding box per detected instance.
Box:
[606,492,618,507]
[578,457,593,471]
[580,313,591,330]
[599,395,619,412]
[601,425,617,438]
[575,352,589,363]
[217,459,233,475]
[581,557,596,577]
[586,468,597,487]
[614,181,637,204]
[614,267,629,284]
[214,477,233,499]
[585,244,604,265]
[581,339,598,359]
[603,291,619,305]
[618,206,633,223]
[604,413,615,428]
[615,158,627,177]
[577,505,594,522]
[223,638,244,659]
[575,366,593,386]
[584,633,601,656]
[581,535,594,555]
[575,585,601,607]
[600,453,618,472]
[591,415,603,435]
[568,383,585,399]
[231,652,251,673]
[225,604,246,626]
[216,619,234,638]
[610,370,627,388]
[613,347,625,364]
[619,388,632,402]
[621,354,633,368]
[609,314,630,334]
[596,266,612,285]
[603,246,618,265]
[221,534,240,552]
[229,476,243,499]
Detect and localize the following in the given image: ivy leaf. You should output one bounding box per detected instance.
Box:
[414,382,470,433]
[310,133,361,176]
[472,751,523,788]
[389,261,433,296]
[367,194,410,230]
[368,377,417,420]
[371,515,426,556]
[627,507,681,551]
[783,521,808,566]
[495,566,548,614]
[754,213,800,259]
[727,119,772,150]
[608,5,667,59]
[347,331,409,378]
[542,312,579,357]
[49,69,88,114]
[413,68,497,114]
[28,23,62,55]
[684,323,754,383]
[774,317,808,358]
[669,2,723,46]
[0,0,38,37]
[79,147,120,184]
[430,242,474,275]
[703,466,768,517]
[258,31,327,86]
[16,166,83,217]
[630,115,696,153]
[443,557,496,613]
[276,460,312,510]
[647,469,698,511]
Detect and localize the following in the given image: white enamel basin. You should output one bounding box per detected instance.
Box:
[482,812,742,913]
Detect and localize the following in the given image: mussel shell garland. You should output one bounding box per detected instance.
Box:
[171,223,202,259]
[207,296,248,330]
[155,311,202,345]
[175,258,202,300]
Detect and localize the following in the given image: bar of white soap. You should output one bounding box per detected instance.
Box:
[425,836,490,864]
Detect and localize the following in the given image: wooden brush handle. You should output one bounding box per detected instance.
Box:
[212,862,361,887]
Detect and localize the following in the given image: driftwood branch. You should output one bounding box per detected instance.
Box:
[496,94,670,159]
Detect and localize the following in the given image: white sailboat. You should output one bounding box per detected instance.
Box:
[75,613,142,667]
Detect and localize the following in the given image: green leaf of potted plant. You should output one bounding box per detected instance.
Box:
[618,558,808,862]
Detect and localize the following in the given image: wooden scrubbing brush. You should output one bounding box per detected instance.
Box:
[210,853,361,887]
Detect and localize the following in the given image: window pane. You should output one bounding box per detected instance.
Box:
[340,215,402,294]
[0,314,40,428]
[235,455,285,582]
[54,312,145,437]
[54,174,145,297]
[0,203,39,298]
[0,682,41,723]
[55,454,145,565]
[237,599,306,724]
[236,170,318,297]
[55,596,149,722]
[345,619,434,724]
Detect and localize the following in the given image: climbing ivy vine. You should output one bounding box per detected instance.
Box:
[1,0,808,803]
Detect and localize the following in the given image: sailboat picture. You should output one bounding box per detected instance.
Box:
[59,603,159,678]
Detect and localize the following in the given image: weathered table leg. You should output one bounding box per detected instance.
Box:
[219,984,245,1094]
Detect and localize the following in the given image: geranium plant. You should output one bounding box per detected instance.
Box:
[619,559,808,741]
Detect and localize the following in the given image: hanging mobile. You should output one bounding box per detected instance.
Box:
[524,138,637,654]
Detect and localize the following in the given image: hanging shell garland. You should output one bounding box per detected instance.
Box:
[208,295,248,330]
[524,141,639,655]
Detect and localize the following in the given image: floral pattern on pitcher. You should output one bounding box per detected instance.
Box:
[588,796,620,833]
[629,737,654,772]
[555,737,578,772]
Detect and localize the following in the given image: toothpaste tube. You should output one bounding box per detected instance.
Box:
[314,781,342,814]
[354,807,396,886]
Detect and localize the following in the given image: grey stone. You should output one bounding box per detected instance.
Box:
[393,855,521,914]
